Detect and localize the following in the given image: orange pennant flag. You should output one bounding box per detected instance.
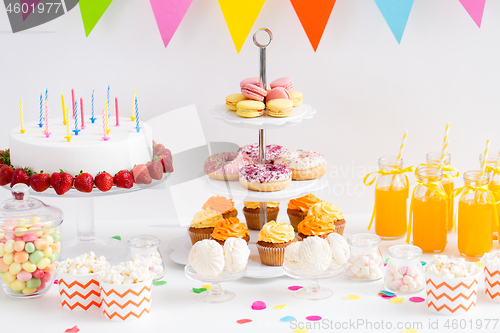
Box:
[218,0,266,53]
[290,0,336,51]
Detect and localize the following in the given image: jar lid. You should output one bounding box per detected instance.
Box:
[347,233,381,248]
[0,184,63,233]
[388,244,422,260]
[127,235,161,249]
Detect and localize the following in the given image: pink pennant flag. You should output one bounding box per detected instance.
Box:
[21,0,42,21]
[149,0,193,48]
[459,0,486,28]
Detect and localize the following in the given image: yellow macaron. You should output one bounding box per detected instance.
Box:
[236,100,265,118]
[289,91,303,107]
[266,99,293,118]
[225,93,248,111]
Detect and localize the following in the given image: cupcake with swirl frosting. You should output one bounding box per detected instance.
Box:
[211,217,250,246]
[287,194,321,231]
[256,221,297,266]
[202,196,238,219]
[243,201,280,230]
[188,209,225,245]
[307,201,346,235]
[297,214,336,241]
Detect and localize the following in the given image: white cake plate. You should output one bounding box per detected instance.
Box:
[204,176,328,201]
[210,104,316,129]
[168,230,285,279]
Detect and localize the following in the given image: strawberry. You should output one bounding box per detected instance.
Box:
[0,165,14,186]
[0,149,10,166]
[114,170,134,189]
[74,171,94,193]
[95,171,113,192]
[51,170,74,195]
[146,159,163,180]
[30,171,51,192]
[153,144,165,156]
[10,168,31,188]
[132,164,152,184]
[154,148,170,158]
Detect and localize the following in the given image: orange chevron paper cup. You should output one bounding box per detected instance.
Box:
[100,279,153,321]
[484,264,500,303]
[425,271,481,315]
[58,273,102,311]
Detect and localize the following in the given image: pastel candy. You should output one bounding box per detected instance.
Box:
[25,242,35,253]
[16,271,32,282]
[4,240,14,253]
[14,251,29,263]
[37,258,50,270]
[14,228,27,237]
[42,247,52,258]
[42,234,55,245]
[9,262,22,275]
[22,261,37,273]
[26,278,41,289]
[2,272,16,283]
[49,243,59,253]
[22,233,37,242]
[34,239,48,251]
[10,279,25,291]
[22,287,37,295]
[44,263,56,273]
[29,250,44,264]
[3,253,14,265]
[0,260,9,272]
[32,269,44,279]
[0,243,4,256]
[41,272,51,284]
[13,241,25,252]
[5,234,15,241]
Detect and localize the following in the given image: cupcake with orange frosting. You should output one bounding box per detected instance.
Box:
[287,194,321,231]
[307,201,346,235]
[203,196,238,219]
[211,217,250,245]
[243,201,280,230]
[297,214,336,241]
[256,221,296,266]
[188,209,225,245]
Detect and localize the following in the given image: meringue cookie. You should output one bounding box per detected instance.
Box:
[326,233,350,269]
[298,236,332,274]
[284,242,302,270]
[223,237,250,273]
[188,239,225,277]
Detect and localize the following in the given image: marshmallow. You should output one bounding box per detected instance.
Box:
[384,262,424,293]
[346,252,383,280]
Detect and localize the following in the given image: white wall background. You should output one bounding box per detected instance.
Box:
[1,0,500,217]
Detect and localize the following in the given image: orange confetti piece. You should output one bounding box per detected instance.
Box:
[346,295,360,300]
[273,303,287,310]
[390,297,404,304]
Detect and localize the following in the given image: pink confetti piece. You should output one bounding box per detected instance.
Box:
[288,285,303,291]
[409,297,425,303]
[54,279,58,284]
[65,326,79,333]
[381,295,396,299]
[306,316,322,321]
[237,319,252,324]
[251,301,266,310]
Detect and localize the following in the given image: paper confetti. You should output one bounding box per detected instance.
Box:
[293,328,309,333]
[384,258,389,265]
[192,288,207,294]
[153,281,167,286]
[288,285,303,291]
[111,235,121,240]
[54,279,58,284]
[380,290,396,296]
[203,284,212,290]
[306,316,322,321]
[251,301,266,310]
[390,297,404,304]
[381,295,397,299]
[421,261,427,266]
[273,304,287,310]
[409,297,425,303]
[346,295,361,300]
[475,262,484,267]
[65,327,79,333]
[402,329,419,333]
[280,316,295,322]
[237,319,252,324]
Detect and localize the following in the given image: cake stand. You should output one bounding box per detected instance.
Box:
[283,264,344,300]
[3,173,171,264]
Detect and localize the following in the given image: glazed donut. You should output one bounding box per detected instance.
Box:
[274,149,326,181]
[239,164,292,192]
[204,152,252,181]
[239,143,287,164]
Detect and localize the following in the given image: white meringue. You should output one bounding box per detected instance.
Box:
[284,242,302,270]
[298,236,332,274]
[326,233,350,269]
[188,239,225,277]
[223,237,250,273]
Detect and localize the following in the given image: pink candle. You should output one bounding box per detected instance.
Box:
[71,89,75,119]
[102,108,109,141]
[44,103,50,138]
[115,97,119,126]
[80,98,85,129]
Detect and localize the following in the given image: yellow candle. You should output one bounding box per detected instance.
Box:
[20,100,25,134]
[105,101,110,135]
[130,89,136,121]
[61,95,67,125]
[64,107,71,142]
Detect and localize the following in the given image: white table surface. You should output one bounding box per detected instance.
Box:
[1,207,500,333]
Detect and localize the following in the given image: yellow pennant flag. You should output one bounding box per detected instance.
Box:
[218,0,266,53]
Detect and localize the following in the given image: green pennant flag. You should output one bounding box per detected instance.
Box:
[79,0,113,37]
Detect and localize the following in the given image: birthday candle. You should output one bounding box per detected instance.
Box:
[65,107,71,142]
[90,90,96,123]
[44,100,50,138]
[71,89,75,119]
[115,97,119,126]
[134,97,140,132]
[73,100,80,135]
[39,93,43,127]
[80,98,85,129]
[102,107,109,141]
[131,89,136,121]
[44,89,48,132]
[107,85,110,118]
[105,101,110,135]
[19,100,25,134]
[61,95,66,125]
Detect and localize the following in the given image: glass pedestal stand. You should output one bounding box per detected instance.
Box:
[283,264,344,300]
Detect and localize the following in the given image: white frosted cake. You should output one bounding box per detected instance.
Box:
[9,116,153,176]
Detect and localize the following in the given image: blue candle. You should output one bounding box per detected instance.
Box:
[90,90,96,123]
[107,85,110,118]
[38,93,43,127]
[134,97,140,132]
[73,100,80,135]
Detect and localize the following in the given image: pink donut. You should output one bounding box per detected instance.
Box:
[204,152,252,181]
[239,143,287,164]
[274,149,326,181]
[239,164,292,192]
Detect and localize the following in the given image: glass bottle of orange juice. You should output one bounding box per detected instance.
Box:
[457,171,494,258]
[373,156,409,240]
[426,152,457,233]
[410,166,447,253]
[480,154,500,239]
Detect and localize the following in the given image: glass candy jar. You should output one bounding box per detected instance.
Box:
[0,184,63,298]
[345,233,383,281]
[127,235,165,280]
[384,245,424,293]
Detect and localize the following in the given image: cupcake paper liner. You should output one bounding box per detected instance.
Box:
[256,244,287,266]
[188,229,212,245]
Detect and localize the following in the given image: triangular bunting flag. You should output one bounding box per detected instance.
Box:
[149,0,193,48]
[218,0,266,53]
[79,0,113,37]
[290,0,336,52]
[21,0,41,21]
[374,0,415,43]
[459,0,486,28]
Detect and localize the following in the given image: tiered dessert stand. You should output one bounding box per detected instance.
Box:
[170,28,328,278]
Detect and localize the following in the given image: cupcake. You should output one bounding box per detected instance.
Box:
[242,201,280,230]
[202,196,238,219]
[211,217,250,246]
[297,214,336,241]
[188,209,225,245]
[287,194,321,231]
[256,221,296,266]
[307,201,346,235]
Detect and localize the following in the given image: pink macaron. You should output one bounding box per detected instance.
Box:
[270,77,294,91]
[241,83,267,102]
[240,77,260,88]
[266,87,290,102]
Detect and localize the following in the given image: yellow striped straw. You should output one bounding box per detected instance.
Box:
[397,131,408,162]
[130,89,136,121]
[480,139,490,177]
[438,123,450,169]
[20,100,25,134]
